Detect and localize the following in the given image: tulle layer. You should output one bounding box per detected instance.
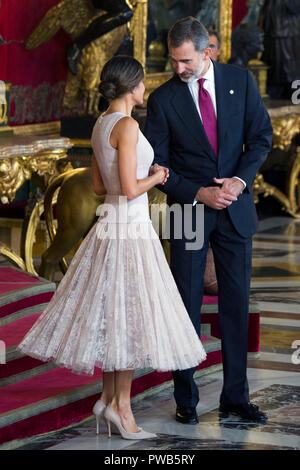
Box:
[18,220,207,376]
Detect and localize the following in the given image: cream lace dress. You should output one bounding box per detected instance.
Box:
[18,112,207,375]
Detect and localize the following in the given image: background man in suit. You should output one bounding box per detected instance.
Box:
[208,29,221,62]
[145,17,273,425]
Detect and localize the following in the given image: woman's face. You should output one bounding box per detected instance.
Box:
[132,80,145,105]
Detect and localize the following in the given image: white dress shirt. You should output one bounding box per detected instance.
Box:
[188,60,246,205]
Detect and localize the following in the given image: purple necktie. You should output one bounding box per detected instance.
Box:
[198,78,218,158]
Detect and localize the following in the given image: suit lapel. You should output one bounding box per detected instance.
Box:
[213,61,227,159]
[169,76,216,161]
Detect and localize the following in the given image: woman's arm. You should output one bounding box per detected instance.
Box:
[113,117,167,200]
[91,153,106,195]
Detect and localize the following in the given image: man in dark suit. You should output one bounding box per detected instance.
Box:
[145,17,273,424]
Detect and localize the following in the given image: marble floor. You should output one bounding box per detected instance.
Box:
[3,215,299,452]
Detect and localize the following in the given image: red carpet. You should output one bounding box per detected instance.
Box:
[201,296,261,354]
[0,265,224,448]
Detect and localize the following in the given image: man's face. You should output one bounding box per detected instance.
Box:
[168,40,210,83]
[208,35,221,61]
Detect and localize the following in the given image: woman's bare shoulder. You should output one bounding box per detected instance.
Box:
[115,116,139,135]
[111,116,139,148]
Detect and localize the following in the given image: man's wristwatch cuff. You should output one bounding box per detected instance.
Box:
[233,176,246,193]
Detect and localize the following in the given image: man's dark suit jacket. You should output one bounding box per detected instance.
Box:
[145,61,273,238]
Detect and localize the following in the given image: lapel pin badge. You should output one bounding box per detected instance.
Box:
[229,89,234,94]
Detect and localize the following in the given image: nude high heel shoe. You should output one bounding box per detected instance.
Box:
[104,405,157,440]
[92,399,106,435]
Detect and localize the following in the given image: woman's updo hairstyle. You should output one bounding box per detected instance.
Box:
[99,55,144,101]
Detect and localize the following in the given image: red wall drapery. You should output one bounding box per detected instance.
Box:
[0,0,71,125]
[232,0,249,30]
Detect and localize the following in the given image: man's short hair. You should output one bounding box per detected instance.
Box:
[208,29,221,48]
[168,16,209,52]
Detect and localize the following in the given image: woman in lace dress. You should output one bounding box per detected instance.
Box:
[18,56,207,440]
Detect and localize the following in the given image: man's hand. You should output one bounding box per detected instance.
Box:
[195,186,237,210]
[213,177,245,198]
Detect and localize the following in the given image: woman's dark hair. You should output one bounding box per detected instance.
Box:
[99,55,144,100]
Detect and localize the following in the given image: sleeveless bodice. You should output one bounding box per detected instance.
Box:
[91,112,154,223]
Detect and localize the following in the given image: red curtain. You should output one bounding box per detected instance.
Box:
[232,0,248,30]
[0,0,71,125]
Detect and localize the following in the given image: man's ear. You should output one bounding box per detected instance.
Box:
[203,48,212,60]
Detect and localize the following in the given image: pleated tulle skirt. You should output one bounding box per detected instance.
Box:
[18,218,207,376]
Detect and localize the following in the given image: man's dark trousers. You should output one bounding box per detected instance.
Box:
[170,204,252,408]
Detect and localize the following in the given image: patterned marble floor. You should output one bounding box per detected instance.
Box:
[5,215,299,452]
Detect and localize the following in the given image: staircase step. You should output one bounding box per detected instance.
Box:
[0,264,223,447]
[0,348,222,446]
[201,295,260,354]
[0,266,55,326]
[0,311,52,385]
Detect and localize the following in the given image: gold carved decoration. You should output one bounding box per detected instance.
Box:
[248,57,269,99]
[12,121,61,136]
[253,112,300,218]
[23,194,59,276]
[0,157,31,204]
[0,135,73,274]
[271,114,300,151]
[64,23,127,113]
[0,242,26,272]
[0,137,72,202]
[25,0,94,49]
[129,0,148,70]
[218,0,232,64]
[144,72,172,103]
[25,0,130,115]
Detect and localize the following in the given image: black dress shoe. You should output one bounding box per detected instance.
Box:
[219,402,268,423]
[175,406,198,424]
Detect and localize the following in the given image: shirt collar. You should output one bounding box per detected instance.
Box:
[201,59,215,83]
[188,59,215,86]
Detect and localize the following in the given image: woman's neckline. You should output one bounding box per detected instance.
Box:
[101,111,129,118]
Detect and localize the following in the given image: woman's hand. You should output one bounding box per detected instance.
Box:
[149,164,169,185]
[153,168,167,184]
